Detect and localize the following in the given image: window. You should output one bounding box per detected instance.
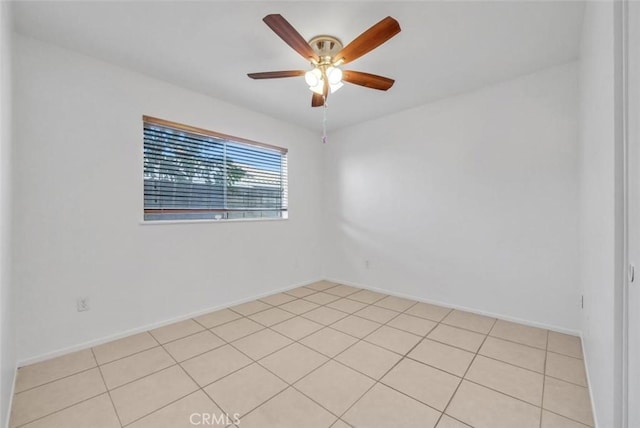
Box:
[143,116,288,221]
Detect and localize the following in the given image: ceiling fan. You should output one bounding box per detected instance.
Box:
[248,14,401,107]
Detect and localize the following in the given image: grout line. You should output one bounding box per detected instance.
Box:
[540,330,550,428]
[91,349,124,428]
[435,317,497,427]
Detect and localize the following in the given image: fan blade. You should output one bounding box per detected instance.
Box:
[334,16,401,65]
[342,70,395,91]
[263,14,319,62]
[311,92,324,107]
[248,70,305,79]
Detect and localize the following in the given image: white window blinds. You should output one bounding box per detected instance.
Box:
[143,116,288,221]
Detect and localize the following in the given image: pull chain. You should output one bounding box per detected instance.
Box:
[322,97,328,144]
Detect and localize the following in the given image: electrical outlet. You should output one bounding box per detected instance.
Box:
[77,297,90,312]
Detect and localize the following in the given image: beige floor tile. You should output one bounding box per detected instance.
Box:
[128,390,227,428]
[295,360,375,415]
[409,339,475,377]
[326,298,368,314]
[343,383,441,428]
[331,315,381,338]
[335,340,401,380]
[382,358,460,411]
[232,329,292,360]
[303,292,341,305]
[211,318,263,342]
[279,298,320,315]
[354,305,399,323]
[490,320,548,349]
[446,380,540,428]
[259,292,297,306]
[365,325,422,355]
[543,376,594,426]
[93,332,158,365]
[405,302,452,322]
[436,415,472,427]
[348,289,387,304]
[284,286,317,298]
[163,330,225,362]
[15,349,96,393]
[150,319,204,344]
[239,387,335,428]
[110,365,198,425]
[306,280,338,291]
[300,328,358,358]
[194,309,242,329]
[100,346,175,390]
[10,368,106,427]
[259,343,328,383]
[465,355,543,406]
[248,307,295,327]
[20,394,119,428]
[428,324,486,352]
[443,310,496,334]
[388,313,437,336]
[302,306,348,325]
[541,410,591,428]
[271,316,324,340]
[546,352,587,386]
[231,300,272,316]
[204,363,287,417]
[374,295,417,312]
[324,284,361,297]
[330,419,352,428]
[548,332,583,359]
[180,345,252,387]
[479,336,545,373]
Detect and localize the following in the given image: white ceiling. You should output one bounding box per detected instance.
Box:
[12,1,585,132]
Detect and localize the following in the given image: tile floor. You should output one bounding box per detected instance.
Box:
[9,281,594,428]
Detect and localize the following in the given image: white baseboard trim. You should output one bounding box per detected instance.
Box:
[325,277,582,336]
[580,334,599,428]
[17,277,322,367]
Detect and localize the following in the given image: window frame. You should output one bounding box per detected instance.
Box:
[141,116,289,224]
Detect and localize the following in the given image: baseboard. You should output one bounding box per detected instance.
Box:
[325,277,582,336]
[17,277,323,367]
[580,334,599,428]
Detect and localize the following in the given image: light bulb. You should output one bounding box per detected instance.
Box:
[330,81,344,93]
[310,81,324,94]
[304,68,322,87]
[326,66,343,85]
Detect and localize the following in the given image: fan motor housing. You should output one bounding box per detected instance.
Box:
[308,36,343,63]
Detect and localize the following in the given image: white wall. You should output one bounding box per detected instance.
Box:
[12,35,324,363]
[578,2,622,427]
[0,0,15,425]
[324,62,581,332]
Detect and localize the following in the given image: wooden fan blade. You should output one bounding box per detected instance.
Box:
[342,70,395,91]
[334,16,401,65]
[248,70,305,79]
[311,92,324,107]
[263,14,319,61]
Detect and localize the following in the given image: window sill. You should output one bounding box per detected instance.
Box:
[138,216,288,226]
